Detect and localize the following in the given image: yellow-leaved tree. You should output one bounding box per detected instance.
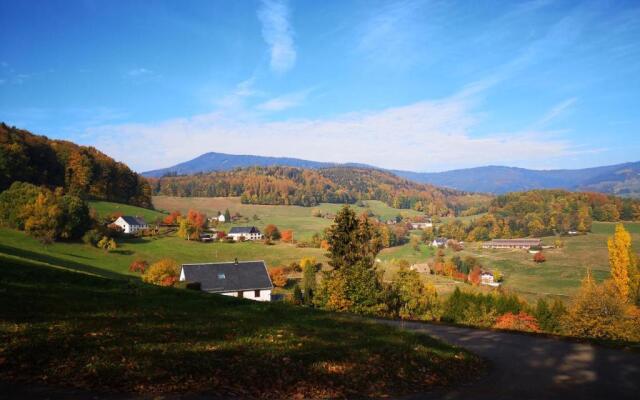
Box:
[607,224,631,301]
[143,258,180,286]
[563,270,637,341]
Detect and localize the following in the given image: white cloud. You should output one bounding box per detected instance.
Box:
[256,89,311,112]
[258,0,296,73]
[84,84,578,173]
[215,78,261,109]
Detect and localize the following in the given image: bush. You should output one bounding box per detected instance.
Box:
[82,229,103,246]
[494,312,540,332]
[289,261,301,272]
[143,258,181,287]
[292,285,303,305]
[129,259,149,274]
[263,224,281,240]
[269,267,288,288]
[97,236,117,252]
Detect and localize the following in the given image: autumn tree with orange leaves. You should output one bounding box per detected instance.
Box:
[281,229,294,243]
[494,312,540,332]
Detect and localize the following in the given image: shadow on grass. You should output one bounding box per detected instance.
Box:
[0,257,479,398]
[0,244,125,280]
[110,249,134,256]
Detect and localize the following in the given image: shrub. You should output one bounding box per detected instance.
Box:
[281,229,294,243]
[269,267,288,287]
[292,285,303,305]
[97,236,117,252]
[494,312,540,332]
[533,252,546,263]
[143,258,180,286]
[129,259,149,274]
[289,261,301,272]
[82,229,103,246]
[263,224,281,240]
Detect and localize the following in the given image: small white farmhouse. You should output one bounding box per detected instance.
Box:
[228,226,263,241]
[217,214,226,223]
[480,272,501,287]
[410,221,433,230]
[113,216,149,234]
[179,260,273,301]
[431,237,448,247]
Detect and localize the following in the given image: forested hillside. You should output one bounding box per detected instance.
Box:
[150,166,491,216]
[437,190,640,241]
[0,123,151,207]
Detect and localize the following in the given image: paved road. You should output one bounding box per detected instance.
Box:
[381,320,640,400]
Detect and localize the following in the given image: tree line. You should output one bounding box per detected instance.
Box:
[0,123,152,207]
[435,190,640,241]
[149,166,490,216]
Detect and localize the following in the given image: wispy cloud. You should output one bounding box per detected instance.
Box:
[215,78,262,110]
[257,0,296,73]
[256,88,311,112]
[356,0,435,68]
[85,82,578,172]
[127,67,153,77]
[535,97,577,127]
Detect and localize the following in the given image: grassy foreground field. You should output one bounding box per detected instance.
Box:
[0,254,481,398]
[153,196,423,240]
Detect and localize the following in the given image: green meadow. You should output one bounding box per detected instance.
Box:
[2,198,633,302]
[89,200,167,222]
[153,196,423,240]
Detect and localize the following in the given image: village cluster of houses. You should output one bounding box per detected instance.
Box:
[113,214,265,242]
[113,212,552,301]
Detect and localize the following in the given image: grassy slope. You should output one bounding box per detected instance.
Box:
[0,254,481,398]
[0,228,326,278]
[153,197,423,240]
[89,200,167,222]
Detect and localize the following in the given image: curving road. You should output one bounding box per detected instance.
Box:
[381,320,640,400]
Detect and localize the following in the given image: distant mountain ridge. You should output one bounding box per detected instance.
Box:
[142,152,371,177]
[391,163,640,197]
[141,152,640,197]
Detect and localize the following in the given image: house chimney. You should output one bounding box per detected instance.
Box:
[234,258,238,265]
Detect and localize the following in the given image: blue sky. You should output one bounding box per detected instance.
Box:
[1,0,639,172]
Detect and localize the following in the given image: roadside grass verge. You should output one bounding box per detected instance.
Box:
[0,254,482,398]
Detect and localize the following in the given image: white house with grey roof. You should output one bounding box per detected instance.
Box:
[179,260,273,301]
[228,226,263,241]
[113,216,149,234]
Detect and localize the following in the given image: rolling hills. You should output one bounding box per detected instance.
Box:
[148,166,491,215]
[142,151,640,197]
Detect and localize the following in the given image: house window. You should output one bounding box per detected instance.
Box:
[254,290,260,298]
[217,273,225,279]
[238,291,244,299]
